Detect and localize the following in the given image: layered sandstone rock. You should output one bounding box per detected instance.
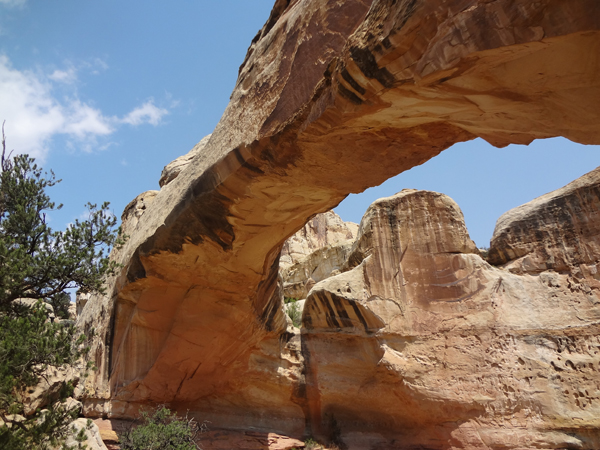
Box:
[282,242,354,300]
[280,211,357,300]
[280,211,358,268]
[76,0,600,448]
[303,189,600,448]
[488,165,600,278]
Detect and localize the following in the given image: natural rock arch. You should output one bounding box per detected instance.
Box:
[78,0,600,445]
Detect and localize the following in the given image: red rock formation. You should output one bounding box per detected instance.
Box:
[76,0,600,447]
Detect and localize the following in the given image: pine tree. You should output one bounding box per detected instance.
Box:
[0,125,123,449]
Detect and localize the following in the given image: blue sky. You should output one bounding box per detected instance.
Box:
[1,0,599,248]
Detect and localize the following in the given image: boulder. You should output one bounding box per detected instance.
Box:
[16,298,56,321]
[21,367,80,415]
[64,418,109,450]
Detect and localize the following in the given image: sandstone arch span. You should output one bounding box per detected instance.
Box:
[78,0,600,445]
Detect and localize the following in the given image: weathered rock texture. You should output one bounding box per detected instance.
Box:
[119,190,159,237]
[280,211,358,268]
[66,418,108,450]
[303,189,600,448]
[158,134,212,188]
[280,211,357,300]
[489,165,600,278]
[76,0,600,448]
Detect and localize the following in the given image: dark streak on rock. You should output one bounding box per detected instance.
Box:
[321,293,342,328]
[338,83,364,105]
[257,255,283,332]
[126,250,147,283]
[303,306,313,329]
[349,300,372,333]
[107,301,118,378]
[349,46,396,89]
[330,294,353,327]
[279,330,294,345]
[298,332,319,438]
[397,0,418,30]
[341,68,367,95]
[233,147,265,174]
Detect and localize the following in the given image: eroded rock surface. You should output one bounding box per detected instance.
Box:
[158,134,212,188]
[280,211,358,268]
[66,418,109,450]
[119,190,159,237]
[280,211,357,300]
[489,165,600,278]
[76,0,600,448]
[303,189,600,448]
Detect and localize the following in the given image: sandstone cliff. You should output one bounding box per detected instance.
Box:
[303,188,600,448]
[75,0,600,448]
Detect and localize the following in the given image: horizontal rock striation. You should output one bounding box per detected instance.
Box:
[76,0,600,447]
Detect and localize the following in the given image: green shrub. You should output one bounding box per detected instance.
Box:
[119,406,206,450]
[285,298,302,328]
[304,438,325,449]
[0,129,122,449]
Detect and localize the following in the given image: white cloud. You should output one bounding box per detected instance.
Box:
[0,56,171,160]
[47,58,107,84]
[121,99,169,126]
[48,67,78,84]
[0,55,114,159]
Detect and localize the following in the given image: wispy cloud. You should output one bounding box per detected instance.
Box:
[48,67,78,84]
[0,0,27,8]
[0,55,172,160]
[121,99,169,126]
[48,58,108,84]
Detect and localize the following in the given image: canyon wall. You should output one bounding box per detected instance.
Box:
[76,0,600,448]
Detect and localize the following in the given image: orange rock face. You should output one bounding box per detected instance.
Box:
[76,0,600,448]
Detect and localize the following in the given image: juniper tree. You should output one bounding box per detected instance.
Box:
[0,125,123,449]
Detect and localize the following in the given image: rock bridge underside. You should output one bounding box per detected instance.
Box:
[78,0,600,448]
